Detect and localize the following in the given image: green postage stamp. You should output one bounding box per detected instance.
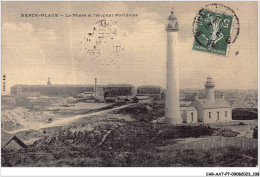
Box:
[192,4,239,56]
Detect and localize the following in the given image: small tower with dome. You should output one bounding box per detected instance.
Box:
[189,75,232,123]
[204,75,215,102]
[47,77,52,86]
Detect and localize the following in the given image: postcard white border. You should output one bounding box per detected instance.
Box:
[0,0,259,177]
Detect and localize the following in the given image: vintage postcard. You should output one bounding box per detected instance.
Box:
[1,1,259,176]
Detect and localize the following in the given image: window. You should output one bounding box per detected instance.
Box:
[209,112,211,118]
[217,112,219,120]
[225,111,227,117]
[191,113,194,122]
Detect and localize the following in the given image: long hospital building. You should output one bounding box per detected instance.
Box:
[10,78,134,98]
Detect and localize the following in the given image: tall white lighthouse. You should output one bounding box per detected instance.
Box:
[165,9,182,125]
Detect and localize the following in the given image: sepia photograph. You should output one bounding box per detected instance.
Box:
[0,1,259,174]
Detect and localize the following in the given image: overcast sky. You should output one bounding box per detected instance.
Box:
[1,1,258,94]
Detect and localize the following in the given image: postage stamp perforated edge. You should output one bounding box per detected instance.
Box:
[192,4,239,57]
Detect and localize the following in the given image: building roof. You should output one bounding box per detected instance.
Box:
[12,84,133,88]
[137,85,162,89]
[12,84,94,88]
[195,98,231,109]
[101,84,133,88]
[83,92,94,94]
[118,96,134,100]
[1,131,13,148]
[180,106,197,111]
[180,101,192,107]
[134,96,152,100]
[1,131,28,149]
[168,10,177,21]
[105,97,118,100]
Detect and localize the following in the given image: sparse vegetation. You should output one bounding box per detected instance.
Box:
[114,101,165,122]
[2,121,240,167]
[2,145,257,167]
[232,108,258,120]
[253,126,258,139]
[238,122,246,126]
[1,96,258,167]
[212,127,240,137]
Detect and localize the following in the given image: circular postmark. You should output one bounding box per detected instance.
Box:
[192,3,240,56]
[78,19,125,66]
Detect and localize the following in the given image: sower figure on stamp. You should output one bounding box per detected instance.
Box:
[203,15,224,48]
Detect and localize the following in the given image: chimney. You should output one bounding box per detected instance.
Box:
[221,94,225,100]
[94,78,97,94]
[194,93,199,100]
